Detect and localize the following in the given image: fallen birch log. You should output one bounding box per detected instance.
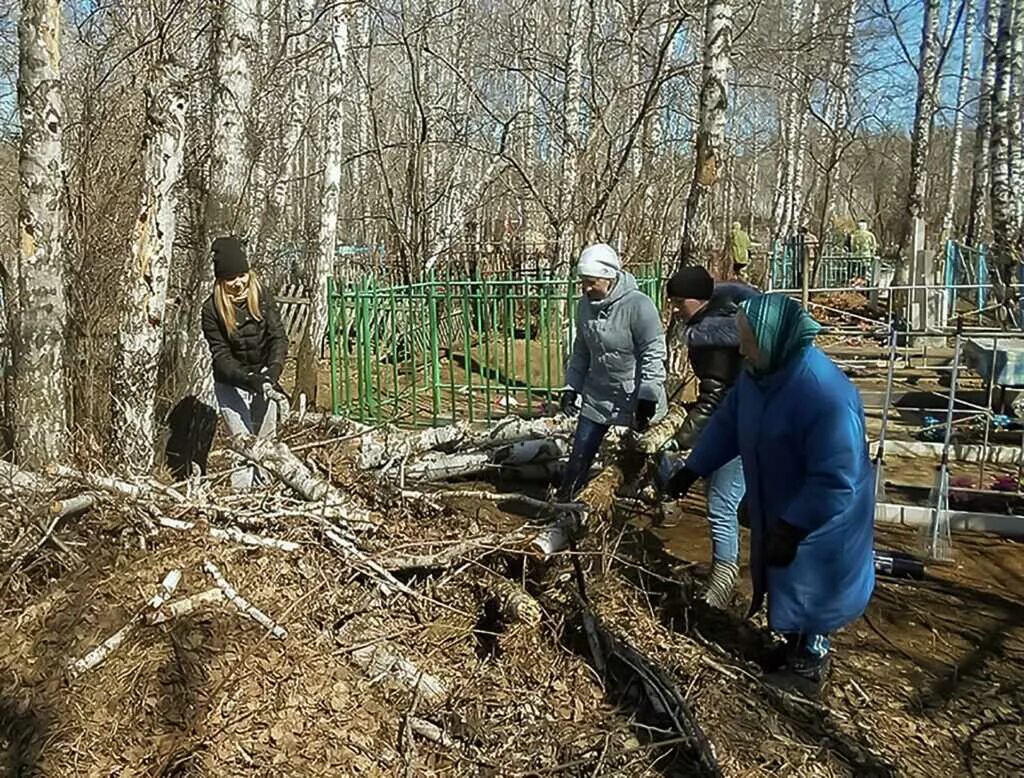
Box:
[377,534,502,572]
[350,641,447,707]
[227,434,376,531]
[403,452,494,482]
[0,460,47,492]
[155,516,300,552]
[67,569,182,679]
[148,588,224,625]
[408,716,455,747]
[362,415,577,469]
[289,411,373,436]
[203,560,287,639]
[359,422,473,469]
[407,488,582,514]
[50,494,97,520]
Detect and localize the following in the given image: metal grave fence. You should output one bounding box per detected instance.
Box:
[327,265,663,425]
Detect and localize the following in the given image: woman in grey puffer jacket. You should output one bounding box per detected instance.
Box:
[556,244,667,500]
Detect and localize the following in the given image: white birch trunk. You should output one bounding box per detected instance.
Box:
[310,6,348,356]
[275,0,315,245]
[206,0,258,239]
[941,0,979,241]
[679,0,733,267]
[790,0,821,232]
[555,0,586,273]
[111,61,188,473]
[189,0,258,401]
[1010,0,1024,227]
[13,0,68,468]
[904,0,941,243]
[967,0,1001,247]
[990,0,1020,272]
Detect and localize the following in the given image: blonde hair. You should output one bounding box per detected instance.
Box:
[214,271,263,334]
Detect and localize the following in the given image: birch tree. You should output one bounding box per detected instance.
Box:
[679,0,733,268]
[12,0,68,468]
[296,4,347,404]
[110,61,188,472]
[989,0,1021,283]
[903,0,941,245]
[554,0,586,273]
[206,0,258,241]
[940,0,978,240]
[967,0,1001,247]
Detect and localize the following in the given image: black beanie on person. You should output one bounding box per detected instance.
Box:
[211,236,250,280]
[665,266,715,301]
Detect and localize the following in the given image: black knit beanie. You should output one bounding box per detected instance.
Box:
[211,236,249,280]
[666,266,714,300]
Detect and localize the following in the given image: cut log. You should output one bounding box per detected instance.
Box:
[148,588,224,624]
[50,494,96,519]
[350,641,447,707]
[483,575,542,627]
[359,422,473,469]
[67,569,182,679]
[227,434,376,531]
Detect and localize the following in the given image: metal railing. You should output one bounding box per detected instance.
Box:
[327,265,664,425]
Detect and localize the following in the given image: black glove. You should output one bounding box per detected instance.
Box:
[666,466,700,500]
[634,398,657,432]
[763,520,808,568]
[244,372,270,394]
[560,389,579,417]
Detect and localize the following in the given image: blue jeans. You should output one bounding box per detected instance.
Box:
[558,417,610,500]
[706,456,745,563]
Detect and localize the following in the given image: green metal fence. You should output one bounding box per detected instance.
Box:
[327,266,663,425]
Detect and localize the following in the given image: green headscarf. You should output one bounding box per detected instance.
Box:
[739,294,821,375]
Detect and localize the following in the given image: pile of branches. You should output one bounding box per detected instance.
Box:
[0,407,720,776]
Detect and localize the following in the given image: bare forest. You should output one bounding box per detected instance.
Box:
[0,0,1021,460]
[2,1,1024,775]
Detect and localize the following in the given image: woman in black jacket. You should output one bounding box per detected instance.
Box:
[201,236,288,489]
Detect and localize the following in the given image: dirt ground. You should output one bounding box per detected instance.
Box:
[642,500,1024,777]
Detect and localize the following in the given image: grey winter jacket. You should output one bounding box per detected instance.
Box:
[564,271,668,427]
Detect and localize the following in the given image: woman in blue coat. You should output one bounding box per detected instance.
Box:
[660,293,875,694]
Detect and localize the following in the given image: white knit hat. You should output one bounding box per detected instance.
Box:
[576,243,621,279]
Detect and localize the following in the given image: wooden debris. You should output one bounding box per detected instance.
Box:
[67,570,182,679]
[148,588,224,625]
[350,641,447,707]
[50,494,96,520]
[227,434,376,530]
[484,575,542,627]
[203,560,288,639]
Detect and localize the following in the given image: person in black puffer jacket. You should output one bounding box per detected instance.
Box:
[657,266,757,609]
[201,236,288,489]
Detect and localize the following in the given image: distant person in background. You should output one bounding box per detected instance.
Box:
[850,220,878,259]
[558,244,667,501]
[658,293,875,696]
[659,266,757,609]
[202,236,289,490]
[727,222,754,281]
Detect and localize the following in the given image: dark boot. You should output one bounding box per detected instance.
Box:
[764,633,832,698]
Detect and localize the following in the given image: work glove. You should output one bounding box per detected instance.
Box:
[763,519,808,568]
[654,452,699,500]
[244,372,271,395]
[560,389,579,417]
[634,398,657,433]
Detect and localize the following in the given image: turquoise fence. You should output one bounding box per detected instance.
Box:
[327,265,663,425]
